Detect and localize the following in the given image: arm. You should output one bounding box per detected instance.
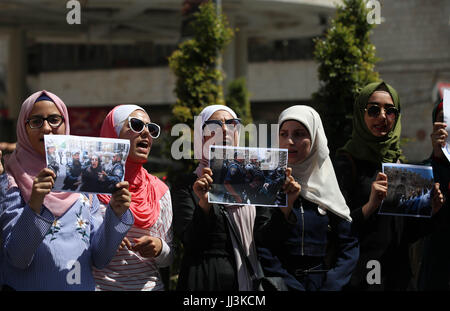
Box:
[89,194,134,269]
[321,214,359,291]
[153,191,174,268]
[1,174,55,269]
[171,174,221,252]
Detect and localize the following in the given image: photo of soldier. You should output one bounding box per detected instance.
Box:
[209,145,288,207]
[223,152,246,204]
[99,152,124,193]
[46,143,60,176]
[80,154,104,192]
[44,135,129,194]
[62,150,82,190]
[379,164,435,217]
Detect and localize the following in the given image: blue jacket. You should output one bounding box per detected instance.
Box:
[255,196,359,291]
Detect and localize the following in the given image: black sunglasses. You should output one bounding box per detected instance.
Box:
[202,118,242,131]
[128,117,160,138]
[26,115,64,129]
[365,105,398,118]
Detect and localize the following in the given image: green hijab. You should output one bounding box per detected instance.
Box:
[338,81,403,164]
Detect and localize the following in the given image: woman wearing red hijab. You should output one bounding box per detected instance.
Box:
[94,105,173,291]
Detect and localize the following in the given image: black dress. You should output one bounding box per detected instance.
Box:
[333,152,436,290]
[171,173,238,291]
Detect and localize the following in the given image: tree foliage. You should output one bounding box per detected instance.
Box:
[312,0,380,155]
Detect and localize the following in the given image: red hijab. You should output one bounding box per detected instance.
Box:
[97,105,168,229]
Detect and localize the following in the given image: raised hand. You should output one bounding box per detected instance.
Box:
[109,181,131,218]
[193,167,213,212]
[29,168,56,214]
[431,122,448,158]
[280,168,301,221]
[363,172,388,218]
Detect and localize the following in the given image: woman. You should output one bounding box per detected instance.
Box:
[94,105,173,291]
[254,105,359,291]
[0,90,133,290]
[417,98,450,290]
[172,105,261,291]
[333,81,444,290]
[80,154,103,193]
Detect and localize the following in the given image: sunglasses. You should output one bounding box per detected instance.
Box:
[128,117,160,138]
[202,118,242,131]
[26,115,64,129]
[365,105,399,118]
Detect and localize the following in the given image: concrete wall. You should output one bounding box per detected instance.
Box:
[371,0,450,162]
[27,60,319,106]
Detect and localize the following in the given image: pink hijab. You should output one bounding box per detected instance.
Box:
[97,105,168,229]
[5,90,80,217]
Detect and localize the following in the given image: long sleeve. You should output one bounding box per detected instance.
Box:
[171,175,224,252]
[321,213,359,291]
[333,154,365,229]
[1,174,55,270]
[153,190,174,268]
[89,194,134,269]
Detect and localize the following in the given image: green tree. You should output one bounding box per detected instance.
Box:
[226,77,252,126]
[165,0,234,179]
[312,0,380,155]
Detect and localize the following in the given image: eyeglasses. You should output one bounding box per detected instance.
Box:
[202,118,242,131]
[365,105,398,119]
[26,115,64,129]
[128,117,160,138]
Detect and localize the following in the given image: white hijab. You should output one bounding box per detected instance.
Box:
[278,105,352,222]
[193,105,239,177]
[112,104,146,136]
[193,105,256,290]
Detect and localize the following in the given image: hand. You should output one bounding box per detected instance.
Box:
[109,181,131,218]
[118,237,132,251]
[431,183,445,216]
[193,167,213,212]
[132,235,162,258]
[280,168,301,220]
[0,150,4,175]
[363,172,388,218]
[29,168,56,214]
[431,122,448,158]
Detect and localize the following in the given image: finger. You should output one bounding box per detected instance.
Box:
[202,167,213,177]
[39,168,56,179]
[114,181,129,190]
[433,122,447,132]
[123,237,132,249]
[377,172,388,181]
[204,174,213,185]
[285,167,292,178]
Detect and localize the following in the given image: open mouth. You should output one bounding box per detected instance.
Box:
[136,140,149,150]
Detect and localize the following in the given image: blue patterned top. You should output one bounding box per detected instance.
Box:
[0,173,134,290]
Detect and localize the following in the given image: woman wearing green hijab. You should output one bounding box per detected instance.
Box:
[333,81,444,290]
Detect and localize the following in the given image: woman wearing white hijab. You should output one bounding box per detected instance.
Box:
[254,105,359,291]
[172,105,263,290]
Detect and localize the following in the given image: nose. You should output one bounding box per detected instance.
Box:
[378,107,387,119]
[41,119,53,133]
[288,136,294,145]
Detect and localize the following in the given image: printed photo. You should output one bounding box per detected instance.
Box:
[379,163,434,218]
[208,145,288,207]
[44,135,130,194]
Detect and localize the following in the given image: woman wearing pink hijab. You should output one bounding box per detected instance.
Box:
[0,90,133,290]
[95,105,173,291]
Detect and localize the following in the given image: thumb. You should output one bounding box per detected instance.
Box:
[376,172,387,181]
[285,167,292,178]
